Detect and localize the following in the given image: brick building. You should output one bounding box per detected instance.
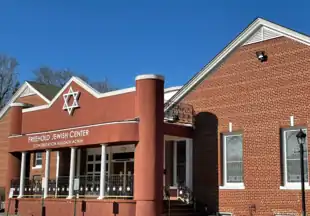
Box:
[2,18,310,216]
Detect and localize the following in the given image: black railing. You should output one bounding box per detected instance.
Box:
[105,174,133,198]
[47,176,69,198]
[11,174,134,199]
[77,175,100,198]
[10,178,43,198]
[164,100,194,125]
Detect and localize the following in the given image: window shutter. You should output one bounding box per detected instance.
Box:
[219,134,224,186]
[279,128,285,186]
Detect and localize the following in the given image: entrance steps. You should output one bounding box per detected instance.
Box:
[163,200,200,216]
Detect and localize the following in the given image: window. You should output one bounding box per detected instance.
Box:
[282,128,308,187]
[33,152,42,168]
[222,133,244,188]
[176,140,186,186]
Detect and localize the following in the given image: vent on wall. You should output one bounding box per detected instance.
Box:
[243,26,283,46]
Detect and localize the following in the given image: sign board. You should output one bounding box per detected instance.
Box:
[9,188,14,198]
[28,129,90,149]
[74,178,80,191]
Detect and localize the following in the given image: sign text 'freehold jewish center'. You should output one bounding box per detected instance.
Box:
[28,129,90,148]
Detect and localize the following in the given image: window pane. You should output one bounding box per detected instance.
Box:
[95,155,101,161]
[87,164,93,172]
[225,135,243,183]
[36,159,42,166]
[177,141,186,163]
[95,164,101,172]
[36,152,42,159]
[285,129,308,183]
[87,155,94,162]
[35,153,42,166]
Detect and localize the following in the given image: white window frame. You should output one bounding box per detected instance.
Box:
[220,133,245,190]
[32,152,42,169]
[280,127,310,190]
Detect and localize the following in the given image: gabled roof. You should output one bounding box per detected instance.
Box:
[0,82,54,119]
[164,17,310,111]
[0,75,183,116]
[26,81,61,100]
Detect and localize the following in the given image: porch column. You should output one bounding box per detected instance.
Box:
[18,152,27,198]
[44,149,50,198]
[98,144,107,199]
[134,75,164,216]
[186,139,193,190]
[67,147,76,199]
[55,151,60,197]
[76,149,81,177]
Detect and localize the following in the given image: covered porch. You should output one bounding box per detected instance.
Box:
[9,135,193,201]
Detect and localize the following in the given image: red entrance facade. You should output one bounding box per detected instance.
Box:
[5,75,193,216]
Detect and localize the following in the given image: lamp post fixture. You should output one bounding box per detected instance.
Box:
[296,129,307,216]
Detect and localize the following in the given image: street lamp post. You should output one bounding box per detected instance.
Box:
[296,129,307,216]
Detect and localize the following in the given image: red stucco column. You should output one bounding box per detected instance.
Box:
[6,103,25,205]
[134,74,165,216]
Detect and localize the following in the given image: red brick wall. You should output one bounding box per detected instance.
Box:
[184,37,310,215]
[7,199,136,216]
[0,94,48,197]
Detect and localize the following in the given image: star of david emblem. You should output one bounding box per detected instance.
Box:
[63,87,80,115]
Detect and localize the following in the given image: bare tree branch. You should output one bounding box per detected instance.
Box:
[32,67,116,92]
[0,55,19,109]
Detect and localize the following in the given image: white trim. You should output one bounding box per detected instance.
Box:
[164,18,310,112]
[281,128,308,187]
[67,147,76,199]
[98,144,107,199]
[26,82,51,104]
[32,165,42,169]
[185,139,193,190]
[20,86,36,98]
[290,116,294,127]
[222,133,244,189]
[18,152,27,198]
[280,183,310,190]
[43,149,50,198]
[10,120,138,137]
[228,122,232,133]
[10,103,27,107]
[0,82,50,120]
[219,184,245,190]
[135,74,164,81]
[164,86,183,93]
[55,151,60,197]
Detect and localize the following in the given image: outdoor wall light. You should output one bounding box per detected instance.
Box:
[256,51,268,62]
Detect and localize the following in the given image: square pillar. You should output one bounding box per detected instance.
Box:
[98,144,107,199]
[185,139,193,190]
[18,152,27,198]
[67,147,76,199]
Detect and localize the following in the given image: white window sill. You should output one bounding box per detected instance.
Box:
[32,165,42,169]
[280,183,310,190]
[219,184,245,190]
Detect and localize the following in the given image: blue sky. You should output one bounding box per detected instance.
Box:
[0,0,309,88]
